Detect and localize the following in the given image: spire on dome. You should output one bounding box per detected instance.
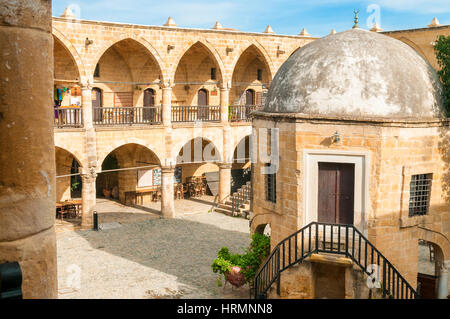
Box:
[164,17,177,27]
[212,21,224,30]
[263,25,275,34]
[299,28,310,36]
[370,22,383,32]
[428,17,441,28]
[330,29,336,35]
[60,6,75,19]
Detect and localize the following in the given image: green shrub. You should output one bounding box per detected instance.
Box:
[434,35,450,116]
[211,233,270,286]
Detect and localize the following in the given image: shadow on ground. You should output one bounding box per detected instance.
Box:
[70,215,251,298]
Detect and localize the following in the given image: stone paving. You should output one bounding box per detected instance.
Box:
[56,197,251,299]
[56,197,448,298]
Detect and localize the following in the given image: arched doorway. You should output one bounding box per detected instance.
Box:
[246,89,255,106]
[197,89,208,120]
[92,87,103,122]
[55,147,83,202]
[143,88,155,121]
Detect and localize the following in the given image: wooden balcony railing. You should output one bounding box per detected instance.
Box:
[229,105,262,122]
[171,105,220,123]
[93,107,162,126]
[54,107,83,128]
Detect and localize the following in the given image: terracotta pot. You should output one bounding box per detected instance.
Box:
[225,266,246,288]
[103,188,111,198]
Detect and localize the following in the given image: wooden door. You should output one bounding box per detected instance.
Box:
[197,89,208,119]
[245,89,254,106]
[92,88,102,122]
[143,89,155,121]
[318,162,355,224]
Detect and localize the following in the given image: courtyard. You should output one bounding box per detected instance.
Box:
[56,197,251,299]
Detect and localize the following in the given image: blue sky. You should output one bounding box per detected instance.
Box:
[53,0,450,37]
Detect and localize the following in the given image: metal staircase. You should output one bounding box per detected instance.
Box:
[252,222,418,299]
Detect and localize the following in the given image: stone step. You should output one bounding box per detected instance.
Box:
[218,203,232,210]
[213,207,233,216]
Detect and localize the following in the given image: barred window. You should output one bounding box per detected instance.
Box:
[266,164,276,203]
[409,173,432,217]
[211,68,216,80]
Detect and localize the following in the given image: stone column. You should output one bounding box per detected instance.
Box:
[219,163,232,203]
[437,261,449,299]
[220,87,229,124]
[162,86,172,127]
[81,84,93,129]
[161,166,175,218]
[0,0,57,298]
[81,172,97,229]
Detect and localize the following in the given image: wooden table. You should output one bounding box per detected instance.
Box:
[56,200,82,221]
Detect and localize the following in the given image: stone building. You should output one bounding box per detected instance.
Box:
[1,1,449,299]
[250,28,449,299]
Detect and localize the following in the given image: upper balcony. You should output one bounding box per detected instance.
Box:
[53,105,263,128]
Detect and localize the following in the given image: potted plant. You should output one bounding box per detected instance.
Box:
[212,233,270,288]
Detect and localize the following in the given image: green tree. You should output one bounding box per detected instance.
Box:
[434,35,450,116]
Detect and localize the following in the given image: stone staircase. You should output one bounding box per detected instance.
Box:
[214,181,251,219]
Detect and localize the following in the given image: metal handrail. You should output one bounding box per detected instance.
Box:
[171,105,220,122]
[231,181,251,215]
[229,105,262,122]
[252,222,418,299]
[54,107,83,128]
[93,106,162,125]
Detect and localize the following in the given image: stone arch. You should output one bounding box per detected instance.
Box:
[97,138,163,169]
[91,35,166,83]
[417,227,450,261]
[233,134,251,164]
[230,41,275,82]
[171,134,223,163]
[170,39,227,84]
[52,27,87,79]
[55,146,84,201]
[250,213,272,235]
[54,145,85,169]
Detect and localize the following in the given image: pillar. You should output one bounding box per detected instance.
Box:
[437,261,449,299]
[0,0,57,298]
[161,166,175,218]
[220,87,229,124]
[81,173,97,229]
[219,163,232,203]
[81,84,93,129]
[162,86,172,127]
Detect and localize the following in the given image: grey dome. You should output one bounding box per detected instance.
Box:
[265,29,444,118]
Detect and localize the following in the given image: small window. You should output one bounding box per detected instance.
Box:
[409,173,432,217]
[266,164,276,203]
[257,69,262,81]
[94,63,100,78]
[211,68,216,80]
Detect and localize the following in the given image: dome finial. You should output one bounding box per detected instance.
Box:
[370,22,383,32]
[60,6,75,19]
[428,17,441,28]
[298,28,310,37]
[352,9,360,29]
[264,25,275,34]
[212,21,223,30]
[164,16,177,27]
[330,29,336,35]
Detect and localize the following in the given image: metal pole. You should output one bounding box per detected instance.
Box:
[93,211,98,231]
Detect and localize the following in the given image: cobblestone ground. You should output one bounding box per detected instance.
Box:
[57,197,251,299]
